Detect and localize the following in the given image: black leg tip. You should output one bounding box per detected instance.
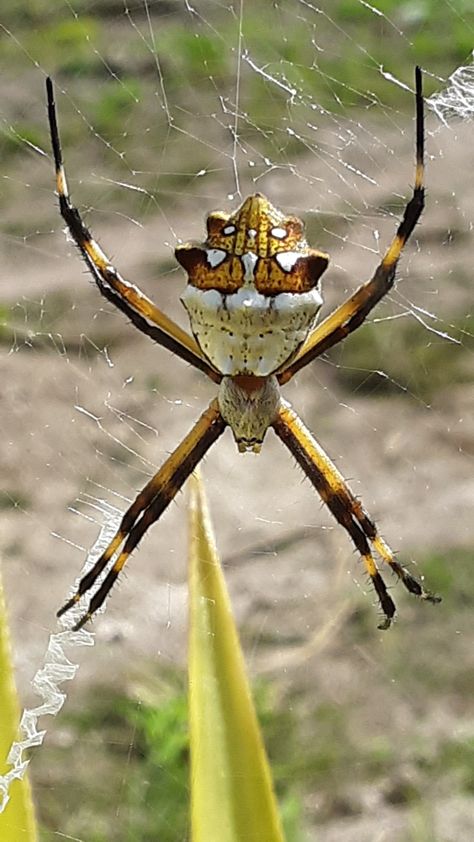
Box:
[377,616,393,631]
[56,596,77,618]
[72,613,91,632]
[424,592,442,605]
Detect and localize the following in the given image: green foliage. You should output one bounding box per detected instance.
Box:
[37,674,303,842]
[0,305,11,340]
[0,124,44,160]
[408,805,438,842]
[3,17,102,76]
[329,307,474,399]
[3,2,473,838]
[159,28,230,84]
[32,542,474,839]
[0,491,30,511]
[435,738,474,793]
[3,0,473,215]
[0,295,75,349]
[91,80,143,140]
[420,549,473,604]
[411,733,474,803]
[116,683,190,842]
[37,678,188,842]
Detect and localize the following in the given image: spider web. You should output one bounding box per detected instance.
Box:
[1,1,474,838]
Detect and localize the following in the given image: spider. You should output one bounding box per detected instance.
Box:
[47,68,440,632]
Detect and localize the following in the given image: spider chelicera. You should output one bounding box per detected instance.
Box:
[47,68,440,632]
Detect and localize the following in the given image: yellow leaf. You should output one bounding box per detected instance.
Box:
[188,470,286,842]
[0,570,38,841]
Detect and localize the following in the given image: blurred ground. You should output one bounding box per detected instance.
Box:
[1,4,474,839]
[2,119,474,840]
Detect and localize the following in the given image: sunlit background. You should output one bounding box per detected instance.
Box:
[1,1,474,839]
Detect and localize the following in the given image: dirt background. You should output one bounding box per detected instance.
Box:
[1,5,474,840]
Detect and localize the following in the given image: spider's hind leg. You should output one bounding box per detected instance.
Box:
[344,491,440,605]
[371,534,441,606]
[57,399,226,630]
[273,402,440,627]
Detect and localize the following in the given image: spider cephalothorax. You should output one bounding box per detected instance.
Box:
[47,69,440,632]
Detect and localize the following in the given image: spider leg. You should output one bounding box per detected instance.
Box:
[58,398,226,630]
[278,66,424,386]
[273,401,440,628]
[46,78,221,384]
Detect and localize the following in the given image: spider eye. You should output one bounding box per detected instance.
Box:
[270,226,287,240]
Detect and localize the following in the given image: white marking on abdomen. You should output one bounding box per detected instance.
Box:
[181,282,323,376]
[241,252,258,282]
[275,251,303,272]
[206,248,227,267]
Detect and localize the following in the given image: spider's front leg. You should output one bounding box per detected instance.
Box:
[46,77,220,384]
[279,66,425,385]
[273,402,440,628]
[58,399,226,630]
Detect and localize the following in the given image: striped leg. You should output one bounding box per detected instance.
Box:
[273,402,440,628]
[58,399,227,630]
[278,66,425,386]
[46,78,221,384]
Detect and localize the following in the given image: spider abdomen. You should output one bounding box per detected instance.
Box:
[181,283,323,376]
[217,374,281,452]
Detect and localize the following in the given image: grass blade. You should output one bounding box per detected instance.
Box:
[0,570,38,840]
[188,470,286,842]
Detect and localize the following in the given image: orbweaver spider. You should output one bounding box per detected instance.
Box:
[47,68,440,632]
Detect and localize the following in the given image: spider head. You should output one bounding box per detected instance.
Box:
[176,193,329,376]
[175,192,329,295]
